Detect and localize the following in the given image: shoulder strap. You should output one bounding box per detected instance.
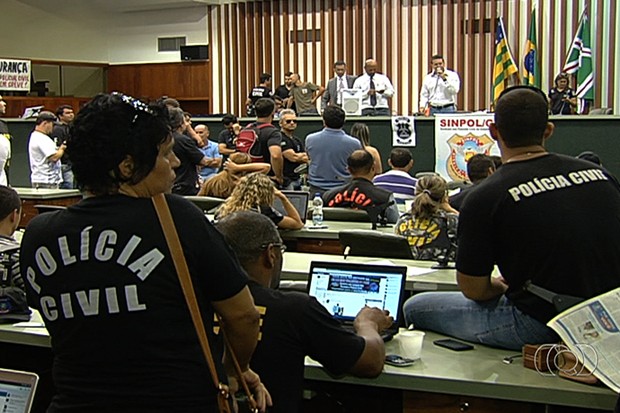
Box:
[152,194,223,390]
[152,194,258,413]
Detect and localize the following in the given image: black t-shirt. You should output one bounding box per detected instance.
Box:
[323,177,393,208]
[457,153,620,323]
[250,122,282,172]
[172,131,204,195]
[549,87,575,115]
[248,281,365,413]
[21,194,248,412]
[248,86,273,105]
[50,123,71,165]
[280,133,305,182]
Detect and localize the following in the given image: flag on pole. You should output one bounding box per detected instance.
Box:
[492,18,519,103]
[563,10,593,113]
[523,8,540,87]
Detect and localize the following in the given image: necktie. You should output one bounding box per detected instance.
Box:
[369,75,377,107]
[337,77,345,105]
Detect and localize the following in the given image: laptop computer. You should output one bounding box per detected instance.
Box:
[307,261,407,341]
[273,190,309,224]
[0,368,39,413]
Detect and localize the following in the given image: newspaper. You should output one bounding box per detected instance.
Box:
[547,287,620,393]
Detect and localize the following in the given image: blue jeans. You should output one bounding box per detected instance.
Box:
[430,105,456,115]
[60,165,74,189]
[403,292,559,351]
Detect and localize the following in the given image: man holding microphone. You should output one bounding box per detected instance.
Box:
[419,54,460,116]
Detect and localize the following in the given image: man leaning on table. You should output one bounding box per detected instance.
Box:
[403,86,620,351]
[217,210,392,413]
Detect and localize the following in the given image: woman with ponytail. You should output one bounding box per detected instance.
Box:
[395,174,459,260]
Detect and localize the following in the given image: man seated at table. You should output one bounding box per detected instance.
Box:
[216,211,392,413]
[323,149,400,223]
[403,86,620,351]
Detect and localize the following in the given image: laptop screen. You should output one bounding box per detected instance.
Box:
[0,369,39,413]
[272,190,309,224]
[307,261,406,324]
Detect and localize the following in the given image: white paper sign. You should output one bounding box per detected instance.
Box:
[0,59,31,91]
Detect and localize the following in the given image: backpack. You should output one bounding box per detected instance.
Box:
[235,123,274,162]
[0,245,31,324]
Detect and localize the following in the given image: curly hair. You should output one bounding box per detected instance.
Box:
[411,175,448,220]
[198,152,251,198]
[217,172,275,218]
[67,93,171,195]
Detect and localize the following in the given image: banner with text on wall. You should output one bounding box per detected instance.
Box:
[0,59,31,91]
[434,114,501,182]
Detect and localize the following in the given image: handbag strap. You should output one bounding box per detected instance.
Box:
[152,194,258,412]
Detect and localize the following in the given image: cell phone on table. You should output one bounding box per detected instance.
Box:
[433,339,474,351]
[385,354,415,367]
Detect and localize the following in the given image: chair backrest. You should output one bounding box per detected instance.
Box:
[339,229,414,259]
[589,107,612,115]
[184,196,226,214]
[414,171,438,179]
[320,207,370,222]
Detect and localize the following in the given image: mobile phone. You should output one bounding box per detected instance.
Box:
[385,354,415,367]
[433,339,474,351]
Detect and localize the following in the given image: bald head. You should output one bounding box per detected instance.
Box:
[347,149,374,176]
[493,87,550,148]
[364,59,378,76]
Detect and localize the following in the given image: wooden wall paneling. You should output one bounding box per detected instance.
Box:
[292,0,299,77]
[327,0,334,75]
[466,0,474,111]
[311,0,317,85]
[283,1,290,75]
[417,0,424,113]
[233,5,241,114]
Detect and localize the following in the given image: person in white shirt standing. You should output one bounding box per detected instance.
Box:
[419,54,460,116]
[28,111,64,189]
[353,59,395,116]
[0,95,12,186]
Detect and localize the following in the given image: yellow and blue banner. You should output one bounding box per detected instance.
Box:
[492,18,519,103]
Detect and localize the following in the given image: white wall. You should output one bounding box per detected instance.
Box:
[0,0,209,65]
[1,0,110,63]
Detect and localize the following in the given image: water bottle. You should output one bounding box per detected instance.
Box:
[312,193,324,226]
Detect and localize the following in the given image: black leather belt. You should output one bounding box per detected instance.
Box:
[430,103,455,109]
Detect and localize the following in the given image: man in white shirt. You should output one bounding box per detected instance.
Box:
[419,54,461,116]
[28,111,64,189]
[352,59,395,116]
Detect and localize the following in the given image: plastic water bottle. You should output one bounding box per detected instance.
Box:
[312,193,324,226]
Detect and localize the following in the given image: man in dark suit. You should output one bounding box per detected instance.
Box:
[321,60,357,111]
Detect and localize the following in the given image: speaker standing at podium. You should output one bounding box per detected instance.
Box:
[321,60,357,110]
[419,54,460,116]
[352,59,395,116]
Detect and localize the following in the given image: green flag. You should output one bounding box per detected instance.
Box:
[522,8,540,87]
[563,10,593,113]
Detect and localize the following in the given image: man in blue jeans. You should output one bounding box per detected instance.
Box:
[403,86,620,351]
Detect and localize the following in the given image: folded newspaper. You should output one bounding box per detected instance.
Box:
[547,287,620,393]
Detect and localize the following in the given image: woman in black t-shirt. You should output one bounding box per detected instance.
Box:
[548,72,577,115]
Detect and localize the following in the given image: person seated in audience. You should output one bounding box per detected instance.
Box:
[216,210,392,413]
[0,185,23,289]
[402,86,620,351]
[217,113,240,166]
[395,174,459,261]
[195,124,222,183]
[449,153,495,211]
[350,122,382,174]
[373,148,417,204]
[322,150,400,223]
[217,172,303,229]
[576,150,602,166]
[198,152,270,199]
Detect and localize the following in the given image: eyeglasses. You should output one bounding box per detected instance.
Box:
[284,119,297,124]
[260,242,287,254]
[498,85,549,105]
